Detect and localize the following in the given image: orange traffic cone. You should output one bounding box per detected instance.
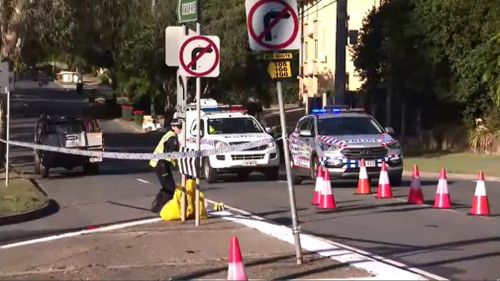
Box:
[407,164,424,204]
[376,162,392,199]
[434,167,451,209]
[469,171,490,216]
[227,236,247,281]
[312,165,323,205]
[355,159,371,195]
[318,168,336,209]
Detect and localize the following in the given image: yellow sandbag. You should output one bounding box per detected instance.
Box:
[185,179,207,220]
[159,187,183,221]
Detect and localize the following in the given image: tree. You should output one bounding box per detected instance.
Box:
[413,0,500,119]
[353,0,500,138]
[352,0,434,136]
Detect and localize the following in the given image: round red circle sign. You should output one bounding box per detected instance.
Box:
[179,36,220,77]
[247,0,299,50]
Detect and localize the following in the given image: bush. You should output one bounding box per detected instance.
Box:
[468,108,500,153]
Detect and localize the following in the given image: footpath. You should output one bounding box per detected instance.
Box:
[0,216,371,280]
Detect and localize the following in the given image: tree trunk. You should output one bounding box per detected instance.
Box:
[385,86,392,127]
[400,97,406,142]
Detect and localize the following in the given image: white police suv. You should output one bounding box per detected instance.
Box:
[183,99,280,183]
[289,107,403,185]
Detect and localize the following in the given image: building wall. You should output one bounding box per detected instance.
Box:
[299,0,382,104]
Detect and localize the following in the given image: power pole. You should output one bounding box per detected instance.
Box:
[150,0,156,117]
[334,0,347,105]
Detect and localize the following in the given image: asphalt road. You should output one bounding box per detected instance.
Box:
[2,82,164,241]
[2,82,500,280]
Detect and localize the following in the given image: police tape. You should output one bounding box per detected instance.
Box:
[0,137,278,161]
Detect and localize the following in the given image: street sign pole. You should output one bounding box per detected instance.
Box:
[245,0,303,264]
[275,80,303,265]
[179,68,187,222]
[194,0,202,227]
[4,87,9,187]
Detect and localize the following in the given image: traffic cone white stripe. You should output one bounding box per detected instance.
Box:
[379,171,389,185]
[323,180,332,195]
[227,263,247,280]
[437,179,449,194]
[359,166,368,179]
[474,181,487,196]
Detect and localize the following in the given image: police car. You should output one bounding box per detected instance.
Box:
[182,99,280,183]
[289,107,403,185]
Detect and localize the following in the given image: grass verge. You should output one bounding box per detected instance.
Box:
[0,178,48,217]
[404,152,500,177]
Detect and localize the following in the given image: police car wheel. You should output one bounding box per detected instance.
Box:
[290,160,302,184]
[310,155,319,180]
[204,158,217,183]
[34,154,41,174]
[40,162,49,178]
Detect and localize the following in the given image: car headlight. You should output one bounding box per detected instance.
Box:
[388,141,401,149]
[318,142,339,152]
[215,141,229,151]
[267,141,276,148]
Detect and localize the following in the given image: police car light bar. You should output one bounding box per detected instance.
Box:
[199,105,247,114]
[312,107,365,114]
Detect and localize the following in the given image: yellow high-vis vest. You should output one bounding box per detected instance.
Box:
[149,130,177,168]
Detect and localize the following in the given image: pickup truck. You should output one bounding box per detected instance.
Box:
[34,114,104,178]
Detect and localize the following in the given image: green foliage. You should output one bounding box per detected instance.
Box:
[353,0,500,123]
[414,0,500,119]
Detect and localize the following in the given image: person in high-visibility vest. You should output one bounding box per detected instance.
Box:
[149,118,182,213]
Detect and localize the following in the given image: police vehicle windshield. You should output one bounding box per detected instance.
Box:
[208,117,263,134]
[317,117,383,135]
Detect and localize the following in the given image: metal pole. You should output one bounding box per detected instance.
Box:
[179,65,187,222]
[5,87,10,187]
[180,24,190,222]
[276,81,303,265]
[195,0,202,225]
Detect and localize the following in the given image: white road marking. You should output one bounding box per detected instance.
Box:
[205,199,447,281]
[0,217,161,250]
[136,178,151,184]
[14,94,28,107]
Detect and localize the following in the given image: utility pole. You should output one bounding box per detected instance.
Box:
[150,0,156,117]
[334,0,347,105]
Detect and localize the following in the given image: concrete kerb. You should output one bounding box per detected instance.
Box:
[403,170,500,183]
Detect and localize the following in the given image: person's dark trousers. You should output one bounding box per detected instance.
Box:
[151,161,176,213]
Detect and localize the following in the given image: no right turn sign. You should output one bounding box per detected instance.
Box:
[245,0,300,51]
[178,35,220,78]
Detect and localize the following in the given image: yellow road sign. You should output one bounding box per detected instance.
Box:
[267,61,292,79]
[262,53,293,60]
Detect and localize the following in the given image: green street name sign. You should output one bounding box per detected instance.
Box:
[178,0,198,23]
